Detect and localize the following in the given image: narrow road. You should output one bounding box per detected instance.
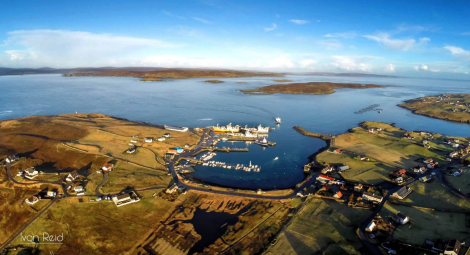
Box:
[0,197,59,253]
[95,173,108,197]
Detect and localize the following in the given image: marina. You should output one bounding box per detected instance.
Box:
[201,160,261,172]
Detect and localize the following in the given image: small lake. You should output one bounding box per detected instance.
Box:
[1,74,470,189]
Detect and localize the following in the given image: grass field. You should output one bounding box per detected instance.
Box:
[101,162,171,193]
[397,181,470,210]
[265,198,370,255]
[445,166,470,196]
[316,121,464,184]
[380,203,470,245]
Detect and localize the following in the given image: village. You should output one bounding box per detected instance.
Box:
[1,114,470,255]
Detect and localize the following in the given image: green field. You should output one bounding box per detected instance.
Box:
[316,121,465,184]
[380,203,470,245]
[265,198,370,255]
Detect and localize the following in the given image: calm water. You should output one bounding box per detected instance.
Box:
[1,74,470,189]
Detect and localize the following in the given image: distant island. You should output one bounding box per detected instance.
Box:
[399,94,470,124]
[62,68,282,81]
[272,79,293,82]
[204,79,224,83]
[241,81,386,95]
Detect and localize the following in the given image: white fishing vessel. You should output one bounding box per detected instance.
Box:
[274,157,279,160]
[275,117,281,124]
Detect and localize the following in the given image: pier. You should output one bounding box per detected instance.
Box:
[214,147,249,153]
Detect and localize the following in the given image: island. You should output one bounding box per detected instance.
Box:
[204,79,224,83]
[272,79,293,82]
[63,68,283,82]
[241,81,386,95]
[399,93,470,124]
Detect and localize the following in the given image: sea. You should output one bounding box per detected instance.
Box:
[1,74,469,189]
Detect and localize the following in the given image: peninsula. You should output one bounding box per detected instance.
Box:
[399,93,470,124]
[63,68,283,81]
[241,81,386,95]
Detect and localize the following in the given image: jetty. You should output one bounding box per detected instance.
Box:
[293,126,332,141]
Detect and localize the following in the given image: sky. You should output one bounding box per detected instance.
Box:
[1,0,470,79]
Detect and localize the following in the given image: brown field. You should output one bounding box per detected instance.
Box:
[241,81,385,95]
[0,113,200,249]
[399,93,470,123]
[136,192,292,255]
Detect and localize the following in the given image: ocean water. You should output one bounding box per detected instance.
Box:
[1,74,470,189]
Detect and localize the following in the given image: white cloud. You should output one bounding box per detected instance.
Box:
[385,63,395,72]
[264,23,277,32]
[299,59,316,69]
[414,64,430,71]
[265,56,295,69]
[444,46,470,60]
[317,39,342,50]
[162,11,185,19]
[0,30,179,67]
[364,33,429,51]
[324,32,357,39]
[192,17,213,24]
[289,19,309,25]
[331,56,374,72]
[421,64,428,70]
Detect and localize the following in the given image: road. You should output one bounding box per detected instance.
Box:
[0,197,59,253]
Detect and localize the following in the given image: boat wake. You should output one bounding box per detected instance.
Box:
[198,118,213,121]
[0,110,13,115]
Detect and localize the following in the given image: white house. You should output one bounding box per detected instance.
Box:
[362,192,383,204]
[74,186,84,192]
[393,213,409,224]
[112,191,140,207]
[144,137,153,143]
[25,195,40,205]
[65,170,79,182]
[24,168,39,180]
[157,137,166,141]
[365,221,376,232]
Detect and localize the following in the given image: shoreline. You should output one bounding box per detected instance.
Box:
[397,104,470,125]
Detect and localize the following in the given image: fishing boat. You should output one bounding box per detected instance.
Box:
[274,157,279,160]
[256,137,268,146]
[275,117,281,124]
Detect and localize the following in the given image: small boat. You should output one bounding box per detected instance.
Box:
[275,117,281,124]
[222,137,228,141]
[274,157,279,160]
[256,137,268,146]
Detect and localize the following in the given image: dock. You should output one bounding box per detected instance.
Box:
[215,147,249,153]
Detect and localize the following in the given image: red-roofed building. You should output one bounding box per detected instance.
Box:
[334,191,343,199]
[102,163,114,172]
[318,174,335,182]
[333,148,342,154]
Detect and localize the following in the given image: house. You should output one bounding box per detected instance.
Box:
[317,174,335,183]
[337,165,350,172]
[362,192,383,203]
[395,177,404,184]
[449,152,459,158]
[157,137,165,142]
[144,137,153,143]
[333,191,343,199]
[359,155,369,161]
[102,163,114,172]
[5,155,19,164]
[46,190,57,197]
[321,165,335,174]
[25,195,40,205]
[365,221,376,232]
[354,183,363,192]
[393,169,407,177]
[424,158,434,164]
[166,183,179,194]
[174,147,184,153]
[167,149,178,154]
[130,140,137,143]
[453,143,460,148]
[65,170,79,182]
[427,162,435,169]
[444,240,461,255]
[112,191,140,207]
[451,169,462,177]
[126,146,136,154]
[420,175,432,182]
[333,148,342,154]
[368,128,375,134]
[393,213,409,224]
[73,186,84,192]
[419,166,428,174]
[392,186,413,200]
[24,168,39,180]
[163,133,170,138]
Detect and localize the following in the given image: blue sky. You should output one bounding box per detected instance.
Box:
[1,0,470,79]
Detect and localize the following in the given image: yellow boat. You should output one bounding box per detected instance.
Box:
[213,123,240,133]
